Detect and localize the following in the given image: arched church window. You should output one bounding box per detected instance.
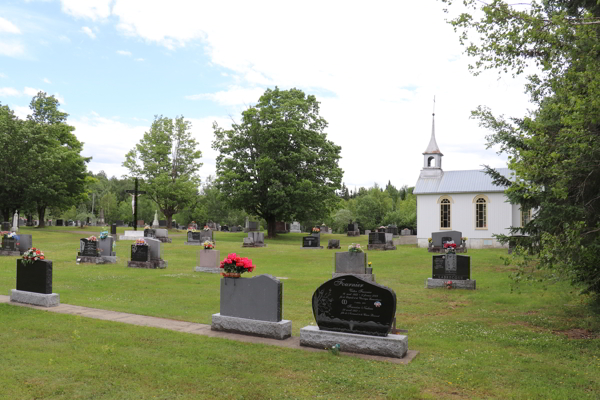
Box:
[428,156,436,167]
[475,197,487,228]
[440,198,451,228]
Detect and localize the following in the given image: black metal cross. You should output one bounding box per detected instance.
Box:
[125,177,147,231]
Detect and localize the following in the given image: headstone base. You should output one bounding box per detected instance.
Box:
[242,243,267,248]
[184,242,203,246]
[426,278,476,290]
[194,266,221,274]
[76,256,105,264]
[0,250,21,256]
[10,289,59,307]
[127,260,168,269]
[156,237,172,243]
[211,313,292,340]
[300,246,323,249]
[332,272,375,282]
[347,231,360,236]
[428,246,467,254]
[299,325,407,358]
[367,243,397,251]
[119,231,145,240]
[102,256,118,264]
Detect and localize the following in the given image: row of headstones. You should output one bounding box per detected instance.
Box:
[0,234,33,254]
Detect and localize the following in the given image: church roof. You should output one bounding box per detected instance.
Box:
[414,168,513,194]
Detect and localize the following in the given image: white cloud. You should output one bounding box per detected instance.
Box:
[0,87,20,97]
[12,106,30,120]
[116,50,131,56]
[0,41,25,57]
[61,0,112,21]
[54,93,65,104]
[59,35,71,42]
[185,86,265,106]
[134,57,144,62]
[81,26,96,39]
[43,77,51,84]
[0,17,21,34]
[24,87,42,97]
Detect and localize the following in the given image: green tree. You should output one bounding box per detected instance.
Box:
[24,93,89,227]
[354,188,393,230]
[99,192,119,224]
[212,87,343,238]
[0,103,26,221]
[443,0,600,294]
[123,115,203,229]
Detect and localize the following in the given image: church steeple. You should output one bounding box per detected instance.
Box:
[420,97,443,178]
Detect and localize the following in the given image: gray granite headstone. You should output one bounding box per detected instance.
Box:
[98,237,115,257]
[247,232,264,244]
[248,221,259,231]
[155,229,168,238]
[1,222,11,231]
[17,234,32,253]
[220,274,282,322]
[145,238,161,260]
[432,231,463,247]
[327,239,340,249]
[200,230,213,242]
[335,252,367,274]
[243,237,255,245]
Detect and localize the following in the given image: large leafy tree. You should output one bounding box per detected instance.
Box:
[24,93,89,227]
[123,115,202,229]
[0,103,27,221]
[212,87,343,238]
[443,0,600,294]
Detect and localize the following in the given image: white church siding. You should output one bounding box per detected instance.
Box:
[416,192,512,249]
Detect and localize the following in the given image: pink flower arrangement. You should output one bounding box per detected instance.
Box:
[87,235,97,242]
[445,280,453,289]
[219,253,255,277]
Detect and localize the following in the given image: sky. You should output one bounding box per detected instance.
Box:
[0,0,534,191]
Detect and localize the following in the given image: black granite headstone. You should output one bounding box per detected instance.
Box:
[131,245,150,262]
[16,259,53,294]
[187,231,201,242]
[432,254,470,280]
[303,236,319,247]
[221,225,229,231]
[56,219,64,226]
[312,275,396,337]
[144,229,156,238]
[111,224,117,234]
[368,232,386,245]
[2,237,18,251]
[159,220,167,227]
[79,239,99,257]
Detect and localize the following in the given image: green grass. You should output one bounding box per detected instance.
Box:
[1,227,599,399]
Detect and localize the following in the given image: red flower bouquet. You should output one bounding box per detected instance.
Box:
[219,253,255,277]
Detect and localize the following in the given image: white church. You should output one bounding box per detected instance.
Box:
[413,114,530,249]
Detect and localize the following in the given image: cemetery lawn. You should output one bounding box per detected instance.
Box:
[0,228,599,399]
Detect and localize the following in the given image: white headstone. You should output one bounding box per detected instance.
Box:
[11,210,18,232]
[152,210,159,228]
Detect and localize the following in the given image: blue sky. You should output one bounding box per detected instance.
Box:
[0,0,533,190]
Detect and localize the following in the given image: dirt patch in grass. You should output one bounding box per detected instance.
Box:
[552,328,597,339]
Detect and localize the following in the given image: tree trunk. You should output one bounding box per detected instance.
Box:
[267,217,277,239]
[37,206,46,228]
[166,214,173,229]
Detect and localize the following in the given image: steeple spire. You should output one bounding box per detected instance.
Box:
[423,96,442,155]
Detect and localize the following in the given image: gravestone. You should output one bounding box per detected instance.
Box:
[302,236,322,249]
[364,229,371,236]
[290,221,302,233]
[185,231,203,245]
[212,274,291,340]
[311,275,395,336]
[368,232,396,251]
[115,220,124,227]
[386,225,399,236]
[431,231,463,248]
[2,222,11,231]
[128,237,167,269]
[111,224,117,234]
[17,234,32,254]
[195,249,221,273]
[159,220,167,227]
[56,219,63,226]
[243,232,266,247]
[154,228,172,243]
[327,239,341,249]
[320,225,329,234]
[248,221,259,232]
[332,252,374,282]
[11,259,60,307]
[426,253,475,289]
[221,225,229,231]
[79,239,99,257]
[137,220,144,227]
[1,235,20,255]
[144,228,156,238]
[275,221,288,233]
[130,244,150,262]
[300,275,407,358]
[347,221,359,236]
[401,228,412,236]
[200,230,214,242]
